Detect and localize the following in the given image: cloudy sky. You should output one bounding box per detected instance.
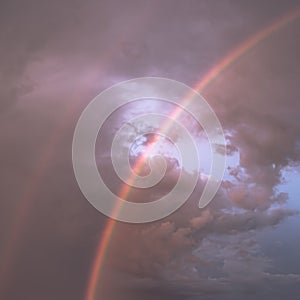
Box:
[1,0,300,299]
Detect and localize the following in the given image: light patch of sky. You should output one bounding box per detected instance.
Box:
[280,168,300,210]
[257,168,300,275]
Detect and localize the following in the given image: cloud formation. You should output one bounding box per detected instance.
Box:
[1,1,300,300]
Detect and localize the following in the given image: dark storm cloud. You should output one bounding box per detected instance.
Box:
[104,188,297,280]
[0,0,84,112]
[204,19,300,211]
[1,1,300,300]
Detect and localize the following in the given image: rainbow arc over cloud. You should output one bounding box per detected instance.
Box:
[85,7,300,300]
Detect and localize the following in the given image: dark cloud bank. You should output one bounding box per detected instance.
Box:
[0,0,300,300]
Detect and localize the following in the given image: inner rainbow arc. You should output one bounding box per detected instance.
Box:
[85,7,300,300]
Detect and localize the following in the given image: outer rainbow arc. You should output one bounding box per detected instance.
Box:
[0,6,158,294]
[0,102,79,293]
[85,7,300,300]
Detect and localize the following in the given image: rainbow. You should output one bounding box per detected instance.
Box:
[0,102,77,291]
[0,7,156,293]
[85,7,300,300]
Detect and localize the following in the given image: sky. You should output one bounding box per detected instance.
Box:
[0,0,300,299]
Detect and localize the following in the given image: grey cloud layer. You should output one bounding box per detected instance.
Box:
[1,1,300,300]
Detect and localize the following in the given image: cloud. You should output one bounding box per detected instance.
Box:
[203,19,300,212]
[1,1,300,300]
[96,14,300,298]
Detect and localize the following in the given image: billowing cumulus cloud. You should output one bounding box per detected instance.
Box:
[95,4,300,298]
